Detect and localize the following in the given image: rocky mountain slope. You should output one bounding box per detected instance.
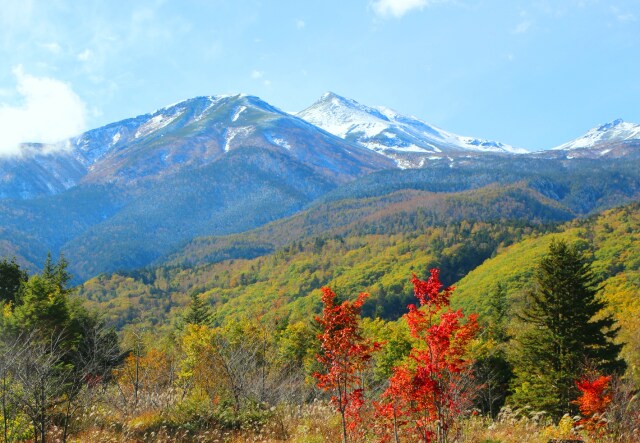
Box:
[298,92,526,168]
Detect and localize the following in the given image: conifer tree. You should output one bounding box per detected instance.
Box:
[184,292,213,326]
[509,239,624,417]
[0,257,28,304]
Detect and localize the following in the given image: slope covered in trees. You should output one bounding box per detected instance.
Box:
[453,202,640,381]
[164,155,640,268]
[164,182,571,267]
[3,203,640,441]
[79,218,545,330]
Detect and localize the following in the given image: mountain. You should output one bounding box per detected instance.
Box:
[0,145,86,199]
[159,151,640,269]
[541,119,640,159]
[2,91,640,282]
[78,190,557,328]
[297,92,526,168]
[0,94,394,280]
[161,182,574,268]
[0,94,393,201]
[76,94,393,186]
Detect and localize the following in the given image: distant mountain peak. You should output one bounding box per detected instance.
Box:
[298,93,525,168]
[553,118,640,152]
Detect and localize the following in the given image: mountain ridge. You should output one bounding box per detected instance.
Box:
[2,92,639,200]
[1,92,640,282]
[297,92,527,168]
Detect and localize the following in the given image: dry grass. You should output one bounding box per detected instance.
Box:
[52,399,640,442]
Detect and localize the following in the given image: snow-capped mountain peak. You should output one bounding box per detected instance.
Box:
[297,92,526,168]
[553,119,640,151]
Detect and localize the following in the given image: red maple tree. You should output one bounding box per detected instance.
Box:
[314,287,381,443]
[575,375,612,437]
[377,269,479,443]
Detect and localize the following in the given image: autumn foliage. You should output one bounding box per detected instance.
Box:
[376,269,479,443]
[575,375,612,436]
[314,287,381,443]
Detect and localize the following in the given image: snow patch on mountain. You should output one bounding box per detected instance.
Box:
[224,127,253,152]
[232,106,247,122]
[193,96,219,122]
[271,137,292,150]
[135,111,182,138]
[298,92,526,158]
[553,119,640,151]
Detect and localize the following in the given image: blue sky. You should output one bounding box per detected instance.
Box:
[0,0,638,153]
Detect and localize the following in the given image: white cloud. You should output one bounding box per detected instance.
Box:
[513,20,532,33]
[0,66,86,156]
[371,0,437,18]
[251,70,264,79]
[77,49,93,61]
[296,19,306,29]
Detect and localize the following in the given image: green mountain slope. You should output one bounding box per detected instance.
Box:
[453,202,640,380]
[162,155,640,269]
[77,197,640,382]
[163,182,572,267]
[78,182,558,329]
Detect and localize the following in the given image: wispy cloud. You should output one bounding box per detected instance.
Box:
[295,19,306,29]
[77,49,92,61]
[611,6,636,23]
[513,20,532,34]
[0,66,86,156]
[251,70,271,87]
[41,42,61,54]
[371,0,439,19]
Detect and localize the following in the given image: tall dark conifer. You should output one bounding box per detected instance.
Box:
[184,292,213,326]
[509,239,624,417]
[0,258,28,305]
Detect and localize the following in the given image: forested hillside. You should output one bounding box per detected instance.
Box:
[3,202,639,441]
[163,182,571,267]
[76,200,640,384]
[79,218,543,329]
[454,202,640,380]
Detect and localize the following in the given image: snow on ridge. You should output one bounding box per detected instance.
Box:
[298,94,391,139]
[232,106,247,122]
[193,96,220,122]
[299,92,525,155]
[553,119,640,151]
[135,111,182,138]
[224,127,252,152]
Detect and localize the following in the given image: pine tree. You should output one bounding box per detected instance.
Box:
[184,292,213,326]
[0,258,28,304]
[509,239,624,417]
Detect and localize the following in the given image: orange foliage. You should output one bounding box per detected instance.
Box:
[314,287,381,442]
[377,269,479,443]
[575,375,612,437]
